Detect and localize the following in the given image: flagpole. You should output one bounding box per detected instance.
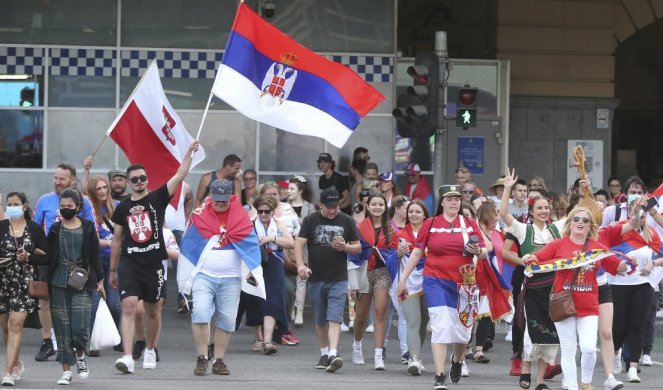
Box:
[191,91,214,157]
[89,131,108,158]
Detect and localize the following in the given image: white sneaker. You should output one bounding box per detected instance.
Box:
[604,375,624,390]
[656,309,663,318]
[461,360,469,377]
[407,355,425,376]
[348,320,354,330]
[10,360,24,380]
[561,377,569,390]
[353,349,365,365]
[115,355,135,374]
[143,348,157,369]
[365,324,374,333]
[613,349,622,375]
[374,354,385,370]
[640,354,653,366]
[75,356,89,379]
[1,373,14,386]
[57,371,72,386]
[505,323,513,342]
[627,367,640,383]
[340,323,350,332]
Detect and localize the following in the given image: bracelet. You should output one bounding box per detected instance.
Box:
[649,209,657,216]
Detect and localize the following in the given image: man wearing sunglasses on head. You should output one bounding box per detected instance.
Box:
[109,140,200,374]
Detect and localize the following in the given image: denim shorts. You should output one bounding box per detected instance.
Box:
[191,273,241,332]
[307,280,347,326]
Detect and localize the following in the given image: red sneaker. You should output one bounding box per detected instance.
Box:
[281,332,299,346]
[543,363,562,379]
[510,356,522,376]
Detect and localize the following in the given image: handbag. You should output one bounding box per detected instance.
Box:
[548,241,586,322]
[27,280,49,298]
[67,265,89,291]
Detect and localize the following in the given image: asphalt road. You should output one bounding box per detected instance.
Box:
[8,277,663,390]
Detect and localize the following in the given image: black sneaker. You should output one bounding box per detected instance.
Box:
[132,340,146,360]
[88,350,100,357]
[113,343,124,352]
[434,373,448,389]
[316,354,329,369]
[208,343,215,360]
[449,359,463,383]
[35,340,55,362]
[326,355,343,373]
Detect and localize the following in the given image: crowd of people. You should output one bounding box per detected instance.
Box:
[0,144,662,390]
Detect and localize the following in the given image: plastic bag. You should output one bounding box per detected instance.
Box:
[90,298,121,350]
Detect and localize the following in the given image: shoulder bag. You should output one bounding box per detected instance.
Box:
[9,222,48,298]
[60,224,89,291]
[548,240,586,322]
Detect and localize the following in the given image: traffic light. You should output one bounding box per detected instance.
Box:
[392,53,439,138]
[456,85,477,129]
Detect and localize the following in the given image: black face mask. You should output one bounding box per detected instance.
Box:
[60,208,77,220]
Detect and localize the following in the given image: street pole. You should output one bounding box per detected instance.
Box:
[433,31,448,206]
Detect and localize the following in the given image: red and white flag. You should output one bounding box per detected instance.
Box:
[106,60,205,208]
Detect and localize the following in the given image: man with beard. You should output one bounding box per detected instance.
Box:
[110,140,199,374]
[33,163,96,362]
[108,169,131,201]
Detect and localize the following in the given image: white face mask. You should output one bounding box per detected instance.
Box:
[627,194,641,205]
[5,206,23,220]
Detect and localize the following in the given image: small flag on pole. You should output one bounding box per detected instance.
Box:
[106,60,205,207]
[212,3,385,148]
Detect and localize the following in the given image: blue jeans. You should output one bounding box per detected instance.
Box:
[191,273,241,332]
[90,263,121,335]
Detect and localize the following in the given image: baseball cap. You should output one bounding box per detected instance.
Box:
[404,163,421,175]
[210,180,232,202]
[378,172,394,182]
[455,166,470,174]
[320,188,340,206]
[108,169,126,180]
[316,153,333,163]
[438,184,462,198]
[277,180,289,189]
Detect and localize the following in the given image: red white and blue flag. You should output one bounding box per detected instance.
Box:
[107,61,205,209]
[212,3,385,148]
[177,196,264,298]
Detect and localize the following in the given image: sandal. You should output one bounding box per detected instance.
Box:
[534,384,550,390]
[262,341,277,355]
[473,352,490,363]
[519,373,532,389]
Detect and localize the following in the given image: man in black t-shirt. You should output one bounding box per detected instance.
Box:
[110,140,199,374]
[296,188,360,373]
[317,153,351,214]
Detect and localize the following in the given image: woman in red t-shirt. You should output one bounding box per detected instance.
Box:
[524,207,627,390]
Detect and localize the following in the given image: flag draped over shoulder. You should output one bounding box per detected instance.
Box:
[212,3,385,148]
[107,61,205,208]
[177,196,265,298]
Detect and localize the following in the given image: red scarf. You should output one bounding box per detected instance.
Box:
[358,218,391,270]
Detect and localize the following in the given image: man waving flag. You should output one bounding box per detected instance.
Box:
[211,3,385,148]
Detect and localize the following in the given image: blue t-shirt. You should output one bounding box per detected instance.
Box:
[34,192,96,233]
[97,202,120,262]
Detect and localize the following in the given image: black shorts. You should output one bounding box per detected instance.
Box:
[598,283,612,305]
[118,261,165,303]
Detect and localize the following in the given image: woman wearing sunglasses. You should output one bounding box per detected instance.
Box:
[250,196,294,355]
[523,207,637,390]
[500,169,564,390]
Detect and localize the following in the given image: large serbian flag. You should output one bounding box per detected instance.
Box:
[177,195,265,298]
[106,60,205,208]
[211,3,385,148]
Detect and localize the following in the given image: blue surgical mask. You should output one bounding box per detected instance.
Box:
[627,194,641,204]
[5,206,23,220]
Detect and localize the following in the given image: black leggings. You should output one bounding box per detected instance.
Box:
[611,283,654,362]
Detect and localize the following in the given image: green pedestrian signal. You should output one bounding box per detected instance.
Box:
[456,86,477,129]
